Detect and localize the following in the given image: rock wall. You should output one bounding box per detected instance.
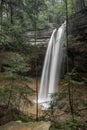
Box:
[68,10,87,79]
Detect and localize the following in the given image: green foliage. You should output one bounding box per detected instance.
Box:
[0,34,5,45]
[37,11,48,29]
[63,69,85,86]
[18,76,34,82]
[0,84,34,108]
[61,117,87,130]
[1,0,86,52]
[49,92,66,110]
[0,112,4,118]
[18,114,34,122]
[3,72,18,80]
[78,100,87,107]
[3,53,30,74]
[49,69,86,119]
[0,86,10,105]
[50,117,87,130]
[10,53,29,73]
[63,69,86,115]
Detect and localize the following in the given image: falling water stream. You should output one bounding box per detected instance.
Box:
[38,22,66,109]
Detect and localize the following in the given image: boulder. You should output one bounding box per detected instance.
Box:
[0,121,51,130]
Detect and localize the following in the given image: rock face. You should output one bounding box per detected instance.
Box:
[0,121,51,130]
[68,42,87,73]
[68,10,87,79]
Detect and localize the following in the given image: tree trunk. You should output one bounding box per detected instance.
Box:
[9,0,13,24]
[0,0,3,31]
[79,0,85,11]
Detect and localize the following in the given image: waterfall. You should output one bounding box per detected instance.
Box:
[38,22,66,108]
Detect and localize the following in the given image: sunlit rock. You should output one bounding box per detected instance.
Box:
[0,121,51,130]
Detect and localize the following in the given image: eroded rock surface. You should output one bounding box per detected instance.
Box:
[0,121,50,130]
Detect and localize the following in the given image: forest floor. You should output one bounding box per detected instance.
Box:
[0,74,87,126]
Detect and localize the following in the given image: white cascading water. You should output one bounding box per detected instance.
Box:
[38,22,66,109]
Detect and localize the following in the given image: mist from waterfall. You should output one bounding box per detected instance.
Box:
[38,22,66,108]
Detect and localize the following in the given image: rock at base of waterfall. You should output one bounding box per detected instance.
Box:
[34,97,51,110]
[0,121,51,130]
